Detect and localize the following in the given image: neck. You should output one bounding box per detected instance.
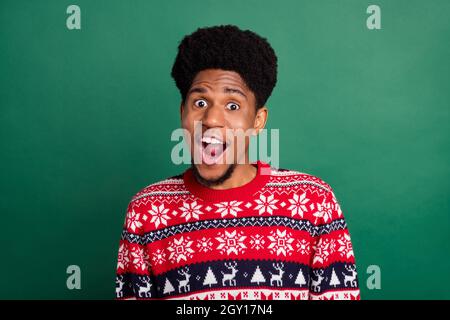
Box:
[208,163,257,190]
[184,160,270,202]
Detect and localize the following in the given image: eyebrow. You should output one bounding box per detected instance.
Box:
[187,86,247,100]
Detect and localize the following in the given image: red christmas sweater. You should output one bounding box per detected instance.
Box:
[115,161,360,300]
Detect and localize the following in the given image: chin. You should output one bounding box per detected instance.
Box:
[195,163,229,181]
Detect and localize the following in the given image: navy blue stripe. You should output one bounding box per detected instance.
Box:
[116,260,358,299]
[121,217,347,245]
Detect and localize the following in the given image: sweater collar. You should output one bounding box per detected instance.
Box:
[183,160,271,203]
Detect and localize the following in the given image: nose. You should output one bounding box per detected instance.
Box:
[201,102,225,128]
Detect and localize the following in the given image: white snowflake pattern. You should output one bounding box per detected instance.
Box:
[196,237,214,253]
[216,230,247,255]
[337,233,354,259]
[267,229,294,256]
[130,246,150,272]
[116,243,130,271]
[312,238,332,264]
[151,248,166,266]
[296,239,311,255]
[312,199,333,224]
[126,209,145,233]
[288,192,309,218]
[215,201,243,217]
[331,192,343,217]
[249,234,265,250]
[167,236,195,263]
[179,201,204,221]
[148,203,171,228]
[254,194,278,215]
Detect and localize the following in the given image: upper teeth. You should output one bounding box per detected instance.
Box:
[202,136,223,144]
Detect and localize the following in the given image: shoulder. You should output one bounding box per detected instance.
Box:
[122,172,188,234]
[266,166,346,224]
[267,166,334,194]
[129,173,187,203]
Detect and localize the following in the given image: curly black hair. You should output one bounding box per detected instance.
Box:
[171,24,278,109]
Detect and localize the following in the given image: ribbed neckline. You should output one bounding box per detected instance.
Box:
[183,160,271,202]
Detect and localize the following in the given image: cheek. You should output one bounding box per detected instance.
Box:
[227,122,254,157]
[180,117,194,149]
[181,110,195,132]
[181,117,189,130]
[226,111,255,130]
[182,107,203,127]
[231,135,251,156]
[181,113,203,150]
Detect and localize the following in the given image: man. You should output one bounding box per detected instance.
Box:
[115,25,360,300]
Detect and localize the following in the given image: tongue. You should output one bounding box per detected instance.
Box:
[202,143,225,165]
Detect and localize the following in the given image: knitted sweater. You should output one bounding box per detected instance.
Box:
[115,161,360,300]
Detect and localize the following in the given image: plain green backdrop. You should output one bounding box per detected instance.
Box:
[1,0,449,299]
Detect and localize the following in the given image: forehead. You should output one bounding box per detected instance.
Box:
[190,69,250,93]
[188,69,256,107]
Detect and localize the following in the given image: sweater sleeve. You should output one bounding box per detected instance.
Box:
[308,188,361,300]
[115,200,156,300]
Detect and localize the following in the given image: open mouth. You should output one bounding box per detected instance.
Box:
[199,135,229,165]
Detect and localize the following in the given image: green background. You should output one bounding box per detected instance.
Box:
[1,0,449,299]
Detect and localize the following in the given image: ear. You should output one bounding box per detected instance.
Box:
[253,106,268,136]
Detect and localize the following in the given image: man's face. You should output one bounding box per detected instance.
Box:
[181,69,266,183]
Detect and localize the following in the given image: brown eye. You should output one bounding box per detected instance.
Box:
[194,99,208,108]
[226,102,240,111]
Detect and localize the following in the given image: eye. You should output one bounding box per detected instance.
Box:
[194,99,208,108]
[226,102,240,111]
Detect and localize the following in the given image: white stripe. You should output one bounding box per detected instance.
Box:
[309,289,360,300]
[164,288,310,300]
[266,180,330,192]
[132,190,190,202]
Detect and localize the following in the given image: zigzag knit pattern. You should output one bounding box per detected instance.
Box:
[115,161,361,300]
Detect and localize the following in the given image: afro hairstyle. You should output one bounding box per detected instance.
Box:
[171,24,278,109]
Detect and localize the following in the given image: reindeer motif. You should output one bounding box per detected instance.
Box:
[269,262,285,287]
[343,265,357,287]
[115,276,124,298]
[221,262,238,286]
[311,270,325,292]
[177,266,191,293]
[138,276,153,298]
